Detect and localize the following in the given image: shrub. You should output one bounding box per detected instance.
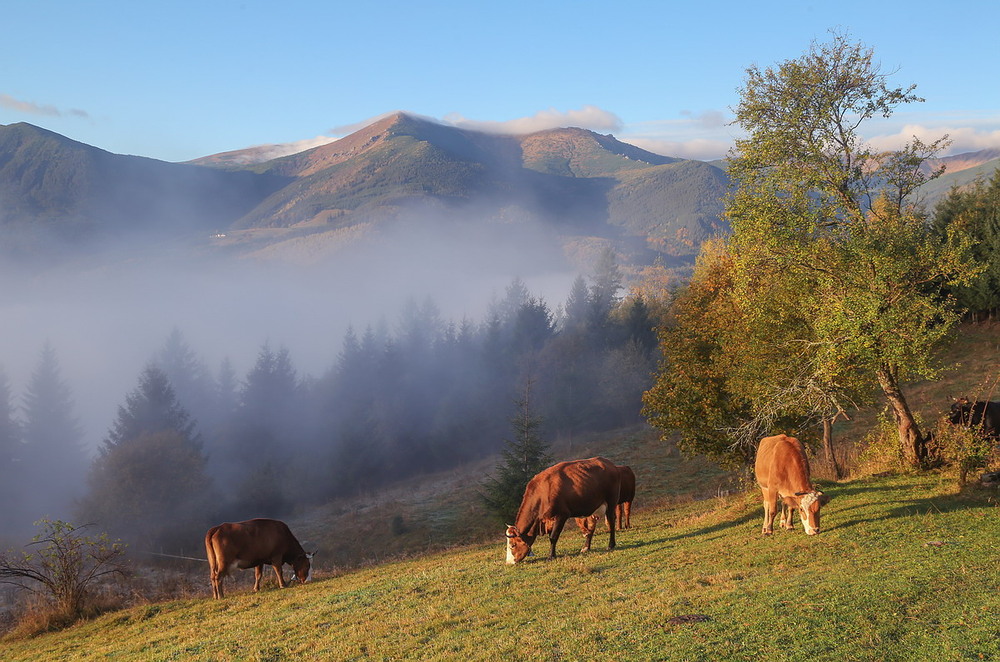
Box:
[0,520,129,636]
[932,418,996,486]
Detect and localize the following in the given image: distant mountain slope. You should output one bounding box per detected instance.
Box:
[0,122,287,257]
[221,113,729,266]
[931,148,1000,175]
[919,154,1000,210]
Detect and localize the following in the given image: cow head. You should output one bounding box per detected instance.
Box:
[794,490,829,535]
[289,551,315,584]
[950,397,972,425]
[504,525,532,564]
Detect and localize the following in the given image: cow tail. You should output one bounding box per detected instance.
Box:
[205,529,217,577]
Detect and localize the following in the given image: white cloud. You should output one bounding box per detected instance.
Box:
[442,106,623,135]
[245,135,340,161]
[866,124,1000,155]
[619,112,737,161]
[0,93,89,119]
[623,137,732,161]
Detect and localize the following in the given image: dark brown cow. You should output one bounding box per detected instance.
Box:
[205,518,315,599]
[754,434,829,536]
[505,456,620,564]
[574,464,636,533]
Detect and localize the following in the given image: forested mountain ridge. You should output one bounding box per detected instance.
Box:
[2,114,997,271]
[0,122,287,257]
[0,114,730,270]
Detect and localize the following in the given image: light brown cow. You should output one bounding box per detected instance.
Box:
[505,456,620,564]
[205,518,315,599]
[754,434,829,535]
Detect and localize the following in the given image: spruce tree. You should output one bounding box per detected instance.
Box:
[21,342,87,519]
[481,381,553,522]
[102,364,199,452]
[0,365,25,536]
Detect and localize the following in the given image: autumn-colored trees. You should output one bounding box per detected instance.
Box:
[644,34,982,469]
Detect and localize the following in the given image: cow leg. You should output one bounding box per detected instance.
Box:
[623,502,631,529]
[272,561,286,588]
[780,499,795,531]
[210,571,223,599]
[548,517,568,558]
[577,517,595,553]
[605,499,617,551]
[253,565,264,592]
[761,488,777,535]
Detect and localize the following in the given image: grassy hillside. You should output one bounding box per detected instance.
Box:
[4,471,997,661]
[4,323,999,659]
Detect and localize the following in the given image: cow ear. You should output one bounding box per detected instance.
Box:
[307,551,317,559]
[818,493,831,506]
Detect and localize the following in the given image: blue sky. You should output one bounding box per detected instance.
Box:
[2,0,998,163]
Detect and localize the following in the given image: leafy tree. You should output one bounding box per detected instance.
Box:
[723,33,978,467]
[643,240,757,467]
[21,342,87,518]
[0,519,128,624]
[81,428,215,548]
[933,169,1000,320]
[481,381,553,523]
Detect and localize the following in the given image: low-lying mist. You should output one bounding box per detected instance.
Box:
[4,216,575,451]
[1,212,615,545]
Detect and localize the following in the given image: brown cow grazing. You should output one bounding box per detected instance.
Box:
[505,456,620,564]
[205,518,315,599]
[575,464,637,533]
[754,434,829,536]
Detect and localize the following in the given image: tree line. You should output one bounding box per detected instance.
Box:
[0,251,662,550]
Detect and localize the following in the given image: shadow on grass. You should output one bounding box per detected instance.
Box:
[825,478,994,531]
[629,509,761,548]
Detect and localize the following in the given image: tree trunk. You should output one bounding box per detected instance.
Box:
[875,365,927,468]
[822,416,843,479]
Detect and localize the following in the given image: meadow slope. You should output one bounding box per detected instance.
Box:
[4,471,998,661]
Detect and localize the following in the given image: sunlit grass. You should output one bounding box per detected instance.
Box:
[5,471,998,661]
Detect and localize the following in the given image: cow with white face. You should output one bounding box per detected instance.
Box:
[504,456,621,564]
[754,434,830,536]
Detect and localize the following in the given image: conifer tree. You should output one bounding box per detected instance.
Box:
[102,364,199,451]
[21,342,86,518]
[481,381,553,522]
[81,365,211,547]
[0,365,25,536]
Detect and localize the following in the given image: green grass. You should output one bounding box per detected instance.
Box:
[5,471,998,661]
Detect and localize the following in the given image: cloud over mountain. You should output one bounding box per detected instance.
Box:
[443,106,622,135]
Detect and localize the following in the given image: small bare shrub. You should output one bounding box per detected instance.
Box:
[0,520,129,637]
